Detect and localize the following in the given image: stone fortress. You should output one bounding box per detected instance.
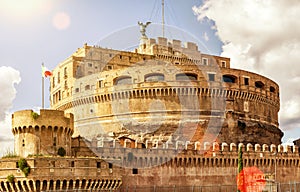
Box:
[0,27,299,191]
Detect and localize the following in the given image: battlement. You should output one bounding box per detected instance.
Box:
[12,109,74,131]
[0,157,122,191]
[12,109,74,157]
[86,137,299,154]
[136,37,201,57]
[72,137,299,161]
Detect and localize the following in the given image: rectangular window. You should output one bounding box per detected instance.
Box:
[244,77,249,85]
[97,162,101,168]
[88,63,93,67]
[50,161,55,167]
[208,73,215,81]
[52,77,55,88]
[58,72,60,83]
[64,81,68,89]
[132,168,138,174]
[98,80,103,88]
[108,163,113,169]
[202,58,208,65]
[70,161,74,167]
[64,67,67,78]
[53,137,57,146]
[221,61,226,68]
[58,90,61,101]
[107,65,113,70]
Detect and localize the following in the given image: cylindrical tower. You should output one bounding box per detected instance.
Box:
[12,109,74,157]
[49,37,283,146]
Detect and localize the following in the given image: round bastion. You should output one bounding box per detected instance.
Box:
[12,109,74,157]
[50,37,283,146]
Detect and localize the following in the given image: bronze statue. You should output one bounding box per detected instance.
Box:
[138,21,151,38]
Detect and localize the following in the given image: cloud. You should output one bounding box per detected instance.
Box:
[0,66,20,156]
[193,0,300,131]
[0,113,15,156]
[0,66,21,121]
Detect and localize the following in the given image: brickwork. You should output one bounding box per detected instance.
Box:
[50,37,282,145]
[0,157,122,191]
[12,109,74,157]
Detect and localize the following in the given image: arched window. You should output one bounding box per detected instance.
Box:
[176,73,198,81]
[222,75,237,83]
[255,81,265,89]
[114,76,132,85]
[145,73,165,82]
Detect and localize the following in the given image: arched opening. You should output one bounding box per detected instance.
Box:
[42,180,47,191]
[49,180,54,190]
[56,180,61,190]
[176,73,198,81]
[62,180,67,190]
[29,180,34,191]
[69,180,74,190]
[255,81,265,89]
[144,73,165,82]
[114,76,132,85]
[222,75,237,83]
[36,180,41,191]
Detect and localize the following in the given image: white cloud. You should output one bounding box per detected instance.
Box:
[0,66,21,156]
[0,114,14,156]
[0,66,21,120]
[193,0,300,132]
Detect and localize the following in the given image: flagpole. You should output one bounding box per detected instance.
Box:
[42,63,45,109]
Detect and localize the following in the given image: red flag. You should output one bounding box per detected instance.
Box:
[42,65,52,77]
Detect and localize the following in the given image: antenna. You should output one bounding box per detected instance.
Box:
[162,0,165,37]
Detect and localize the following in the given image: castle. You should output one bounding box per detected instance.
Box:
[0,29,299,191]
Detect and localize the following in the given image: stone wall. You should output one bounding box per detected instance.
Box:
[12,109,73,157]
[0,157,122,191]
[49,38,282,145]
[70,139,300,187]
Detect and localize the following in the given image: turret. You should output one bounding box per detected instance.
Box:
[11,109,74,157]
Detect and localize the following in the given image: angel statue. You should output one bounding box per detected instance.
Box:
[138,21,151,38]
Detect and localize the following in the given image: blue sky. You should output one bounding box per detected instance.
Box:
[1,0,300,155]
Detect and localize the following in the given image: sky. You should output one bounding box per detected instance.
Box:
[0,0,299,156]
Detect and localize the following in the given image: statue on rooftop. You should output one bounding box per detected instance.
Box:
[138,21,151,38]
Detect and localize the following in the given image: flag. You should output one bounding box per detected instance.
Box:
[42,65,52,77]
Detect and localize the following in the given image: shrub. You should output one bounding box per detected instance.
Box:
[18,158,30,177]
[31,111,39,120]
[57,147,66,157]
[23,167,30,177]
[6,174,15,183]
[18,158,27,170]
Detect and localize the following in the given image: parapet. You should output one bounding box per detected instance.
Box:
[93,137,299,156]
[12,109,74,131]
[137,37,200,55]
